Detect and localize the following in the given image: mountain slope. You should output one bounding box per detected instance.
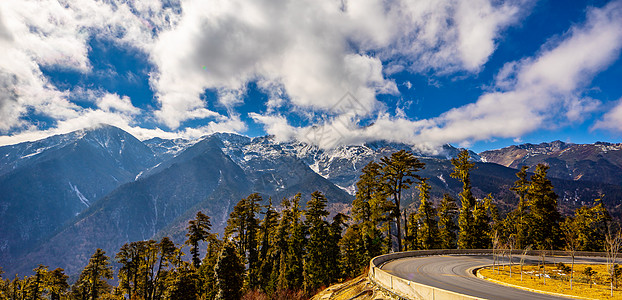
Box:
[479,141,622,185]
[0,125,157,266]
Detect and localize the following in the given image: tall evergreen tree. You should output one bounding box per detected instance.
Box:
[415,180,440,249]
[303,191,332,294]
[46,268,69,300]
[437,194,459,249]
[405,212,419,250]
[72,249,113,300]
[526,164,561,250]
[509,166,530,248]
[451,150,477,249]
[380,150,425,252]
[353,161,391,259]
[472,195,494,249]
[278,194,306,292]
[339,224,365,278]
[215,242,244,300]
[185,211,212,269]
[258,198,279,293]
[164,263,199,300]
[198,236,223,300]
[25,265,47,300]
[327,213,348,281]
[225,193,262,290]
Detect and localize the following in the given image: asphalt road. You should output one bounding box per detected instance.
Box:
[381,254,608,300]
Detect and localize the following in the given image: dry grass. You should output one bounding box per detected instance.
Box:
[480,264,622,299]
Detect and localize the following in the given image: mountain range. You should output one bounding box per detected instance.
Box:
[1,124,621,276]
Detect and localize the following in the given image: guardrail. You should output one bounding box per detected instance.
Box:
[368,249,619,300]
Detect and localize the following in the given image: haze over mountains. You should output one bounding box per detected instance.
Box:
[1,125,621,276]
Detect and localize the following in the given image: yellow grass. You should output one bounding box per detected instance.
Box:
[480,264,622,299]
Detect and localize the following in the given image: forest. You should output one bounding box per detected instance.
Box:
[0,149,621,300]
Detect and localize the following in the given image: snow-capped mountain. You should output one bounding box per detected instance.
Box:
[3,125,621,276]
[0,125,158,265]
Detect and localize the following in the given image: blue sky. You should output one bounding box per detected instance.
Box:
[0,0,621,153]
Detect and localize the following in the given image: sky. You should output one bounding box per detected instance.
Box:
[0,0,621,153]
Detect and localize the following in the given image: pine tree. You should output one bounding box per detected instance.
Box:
[25,265,47,300]
[509,166,530,248]
[404,212,419,250]
[353,161,390,260]
[438,194,459,249]
[339,224,364,278]
[526,164,561,250]
[328,213,348,281]
[303,191,331,294]
[225,193,262,290]
[415,180,440,249]
[164,263,199,300]
[186,211,212,269]
[380,150,425,252]
[198,236,223,300]
[72,249,113,300]
[451,150,477,249]
[258,198,279,293]
[573,201,610,251]
[472,195,493,249]
[46,268,69,300]
[215,242,244,300]
[278,193,306,292]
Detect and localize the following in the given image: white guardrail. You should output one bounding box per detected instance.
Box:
[367,249,617,300]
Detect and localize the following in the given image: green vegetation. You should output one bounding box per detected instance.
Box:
[1,149,621,299]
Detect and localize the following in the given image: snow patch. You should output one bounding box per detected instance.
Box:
[68,182,90,207]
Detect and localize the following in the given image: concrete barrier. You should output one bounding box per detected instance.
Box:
[368,249,618,300]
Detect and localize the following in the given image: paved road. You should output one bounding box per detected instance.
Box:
[381,254,608,300]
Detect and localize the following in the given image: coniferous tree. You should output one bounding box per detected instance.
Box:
[45,268,69,300]
[225,194,262,290]
[415,180,440,249]
[438,194,459,249]
[328,213,348,281]
[504,166,531,248]
[472,195,493,249]
[380,150,425,252]
[451,150,477,249]
[72,249,113,300]
[215,242,244,300]
[303,191,332,294]
[281,193,306,291]
[339,224,364,278]
[258,198,279,293]
[25,265,46,300]
[164,263,198,300]
[353,161,391,260]
[573,201,610,251]
[198,236,223,300]
[186,211,212,269]
[404,212,419,251]
[526,164,561,250]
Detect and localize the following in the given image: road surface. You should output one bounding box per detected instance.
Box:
[381,254,608,300]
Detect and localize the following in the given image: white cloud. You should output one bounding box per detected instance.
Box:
[255,0,622,149]
[149,0,526,130]
[592,98,622,132]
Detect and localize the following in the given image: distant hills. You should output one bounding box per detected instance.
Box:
[1,125,620,276]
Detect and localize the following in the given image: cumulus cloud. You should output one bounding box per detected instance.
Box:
[255,0,622,149]
[2,0,620,150]
[592,98,622,132]
[149,0,528,129]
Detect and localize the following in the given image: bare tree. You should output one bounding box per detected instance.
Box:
[492,230,500,273]
[507,235,516,278]
[605,225,622,297]
[561,217,580,290]
[519,245,532,281]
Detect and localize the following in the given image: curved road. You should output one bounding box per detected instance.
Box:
[381,254,608,300]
